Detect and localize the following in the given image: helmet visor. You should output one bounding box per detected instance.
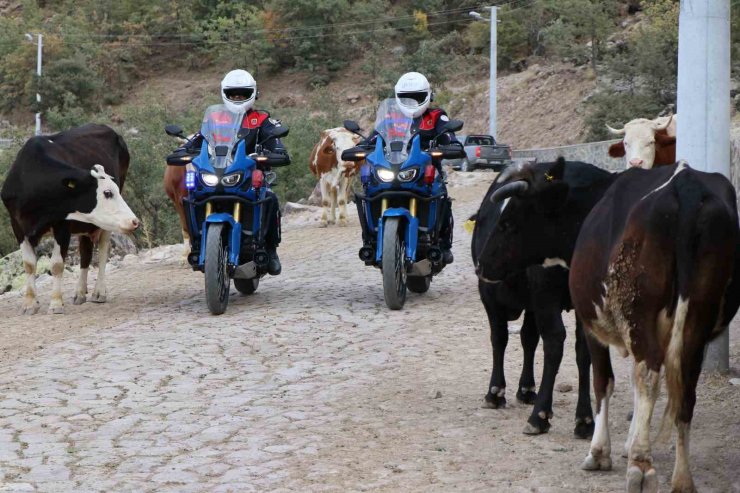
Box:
[224,87,255,102]
[397,91,428,105]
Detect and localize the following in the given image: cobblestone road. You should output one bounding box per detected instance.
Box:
[1,171,738,492]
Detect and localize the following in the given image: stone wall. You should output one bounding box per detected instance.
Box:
[512,139,624,171]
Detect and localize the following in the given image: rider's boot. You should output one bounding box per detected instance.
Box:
[442,247,454,264]
[267,248,282,276]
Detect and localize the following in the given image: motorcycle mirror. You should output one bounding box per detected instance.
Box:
[265,170,277,185]
[214,145,229,157]
[443,119,464,133]
[257,126,289,145]
[344,120,361,133]
[165,124,184,137]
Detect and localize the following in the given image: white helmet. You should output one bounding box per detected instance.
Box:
[395,72,432,118]
[221,69,257,113]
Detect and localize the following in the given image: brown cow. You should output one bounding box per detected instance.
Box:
[570,161,739,493]
[607,115,677,169]
[163,165,190,257]
[309,128,363,227]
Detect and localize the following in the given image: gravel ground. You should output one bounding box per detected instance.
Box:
[0,170,738,492]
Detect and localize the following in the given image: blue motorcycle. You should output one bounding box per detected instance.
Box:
[341,98,463,309]
[165,104,288,315]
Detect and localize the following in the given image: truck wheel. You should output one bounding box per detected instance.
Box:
[461,158,475,172]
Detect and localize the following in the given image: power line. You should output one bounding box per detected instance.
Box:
[0,17,475,48]
[34,5,486,41]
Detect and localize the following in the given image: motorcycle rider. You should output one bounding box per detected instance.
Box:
[174,69,290,275]
[366,72,463,264]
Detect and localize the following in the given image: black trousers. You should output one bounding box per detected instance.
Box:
[264,191,281,249]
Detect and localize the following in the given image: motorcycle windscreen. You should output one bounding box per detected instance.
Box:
[200,104,245,168]
[374,98,414,165]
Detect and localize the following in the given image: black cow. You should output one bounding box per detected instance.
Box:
[569,161,740,493]
[1,124,139,315]
[473,158,617,437]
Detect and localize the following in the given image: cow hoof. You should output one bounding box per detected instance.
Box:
[73,293,87,305]
[582,453,612,471]
[338,219,348,227]
[516,388,537,405]
[523,415,551,435]
[48,305,65,315]
[627,465,657,493]
[483,393,506,409]
[90,292,107,303]
[21,302,40,315]
[319,221,329,228]
[574,417,595,439]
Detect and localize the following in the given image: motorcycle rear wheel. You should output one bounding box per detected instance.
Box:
[234,277,259,295]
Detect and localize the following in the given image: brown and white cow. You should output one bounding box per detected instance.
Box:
[570,161,739,493]
[163,164,190,257]
[607,114,677,169]
[1,124,139,314]
[309,128,363,227]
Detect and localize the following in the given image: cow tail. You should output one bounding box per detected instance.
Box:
[658,165,704,442]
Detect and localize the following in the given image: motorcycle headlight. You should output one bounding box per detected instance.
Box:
[200,172,219,187]
[397,168,419,182]
[221,172,243,186]
[376,168,395,182]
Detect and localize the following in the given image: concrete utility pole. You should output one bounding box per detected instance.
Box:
[25,33,43,136]
[675,0,730,371]
[469,7,498,139]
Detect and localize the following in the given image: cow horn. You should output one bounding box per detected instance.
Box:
[490,180,529,203]
[652,114,673,131]
[605,124,626,136]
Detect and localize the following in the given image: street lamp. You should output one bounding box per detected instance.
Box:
[469,7,498,139]
[25,33,43,136]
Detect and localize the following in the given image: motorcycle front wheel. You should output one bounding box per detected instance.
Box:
[205,223,230,315]
[382,217,407,310]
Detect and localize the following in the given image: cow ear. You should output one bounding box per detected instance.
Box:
[547,157,566,181]
[608,142,625,157]
[655,132,676,146]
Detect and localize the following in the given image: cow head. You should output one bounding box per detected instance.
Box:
[476,158,573,283]
[607,115,675,169]
[65,164,139,233]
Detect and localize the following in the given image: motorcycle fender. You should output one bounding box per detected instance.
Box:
[375,208,419,263]
[198,214,243,266]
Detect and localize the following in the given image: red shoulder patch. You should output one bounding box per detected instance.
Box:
[419,109,444,131]
[242,110,269,129]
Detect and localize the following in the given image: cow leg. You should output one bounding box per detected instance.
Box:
[74,235,93,305]
[574,317,595,439]
[523,304,564,434]
[623,364,639,457]
[176,199,190,261]
[48,228,71,315]
[319,176,331,227]
[515,310,538,404]
[582,334,614,471]
[20,238,40,315]
[480,283,509,409]
[330,184,338,225]
[91,230,110,303]
[337,176,349,227]
[626,360,660,493]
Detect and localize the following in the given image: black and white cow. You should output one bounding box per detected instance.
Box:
[1,124,139,315]
[570,162,740,493]
[473,158,617,437]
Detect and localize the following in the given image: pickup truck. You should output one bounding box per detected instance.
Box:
[444,134,512,172]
